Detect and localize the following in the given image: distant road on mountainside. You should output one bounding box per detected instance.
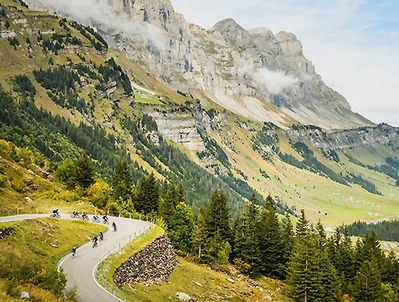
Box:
[0,214,149,302]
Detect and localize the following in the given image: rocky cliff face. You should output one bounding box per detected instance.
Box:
[25,0,373,130]
[283,124,399,151]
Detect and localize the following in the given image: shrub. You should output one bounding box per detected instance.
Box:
[54,190,81,202]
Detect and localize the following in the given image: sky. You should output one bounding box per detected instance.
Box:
[170,0,399,126]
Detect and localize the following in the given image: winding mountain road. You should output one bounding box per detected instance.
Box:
[0,214,149,302]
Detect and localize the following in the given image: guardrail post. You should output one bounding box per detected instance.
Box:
[17,208,19,215]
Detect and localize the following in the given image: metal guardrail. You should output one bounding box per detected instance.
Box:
[0,208,156,222]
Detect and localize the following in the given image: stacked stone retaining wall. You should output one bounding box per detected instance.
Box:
[113,234,177,286]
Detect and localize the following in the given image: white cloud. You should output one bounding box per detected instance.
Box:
[254,69,299,95]
[25,0,168,51]
[239,64,299,94]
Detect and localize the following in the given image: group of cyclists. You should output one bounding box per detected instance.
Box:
[52,209,118,256]
[92,222,116,248]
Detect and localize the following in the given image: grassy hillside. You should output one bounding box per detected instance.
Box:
[0,218,106,301]
[99,225,291,302]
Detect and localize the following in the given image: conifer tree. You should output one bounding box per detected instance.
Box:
[145,172,159,213]
[287,210,342,302]
[203,189,231,263]
[134,176,146,213]
[204,189,231,242]
[281,213,295,279]
[335,227,355,292]
[296,209,309,236]
[353,258,382,302]
[314,220,342,301]
[112,159,132,201]
[159,182,175,226]
[259,195,283,277]
[382,251,399,285]
[176,182,185,204]
[233,213,247,260]
[287,230,322,302]
[135,172,159,214]
[242,193,262,276]
[75,153,95,188]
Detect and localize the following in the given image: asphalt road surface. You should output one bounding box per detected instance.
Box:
[0,213,149,302]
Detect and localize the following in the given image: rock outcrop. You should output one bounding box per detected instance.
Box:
[113,234,177,286]
[24,0,374,130]
[0,227,14,239]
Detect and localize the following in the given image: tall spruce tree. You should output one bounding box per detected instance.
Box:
[135,172,159,214]
[314,220,342,301]
[204,189,231,242]
[233,213,247,261]
[145,172,160,214]
[203,189,231,263]
[296,209,309,236]
[259,195,283,278]
[287,229,322,302]
[281,213,295,279]
[335,227,355,293]
[353,258,382,302]
[75,153,95,188]
[176,182,185,204]
[159,181,176,226]
[112,159,133,201]
[242,193,262,276]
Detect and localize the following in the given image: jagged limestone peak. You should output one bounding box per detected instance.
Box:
[275,31,303,57]
[209,18,254,48]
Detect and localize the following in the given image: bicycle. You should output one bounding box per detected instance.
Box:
[81,214,89,221]
[92,216,100,223]
[70,213,81,219]
[50,213,61,218]
[103,219,109,225]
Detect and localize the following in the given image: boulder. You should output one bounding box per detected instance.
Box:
[176,291,193,302]
[21,291,30,299]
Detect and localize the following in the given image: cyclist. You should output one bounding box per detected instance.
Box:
[52,209,59,217]
[72,210,78,217]
[103,215,108,224]
[112,222,117,232]
[82,213,88,220]
[92,236,98,248]
[93,215,99,222]
[72,246,77,257]
[99,230,103,241]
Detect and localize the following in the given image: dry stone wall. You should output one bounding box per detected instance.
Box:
[113,234,177,286]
